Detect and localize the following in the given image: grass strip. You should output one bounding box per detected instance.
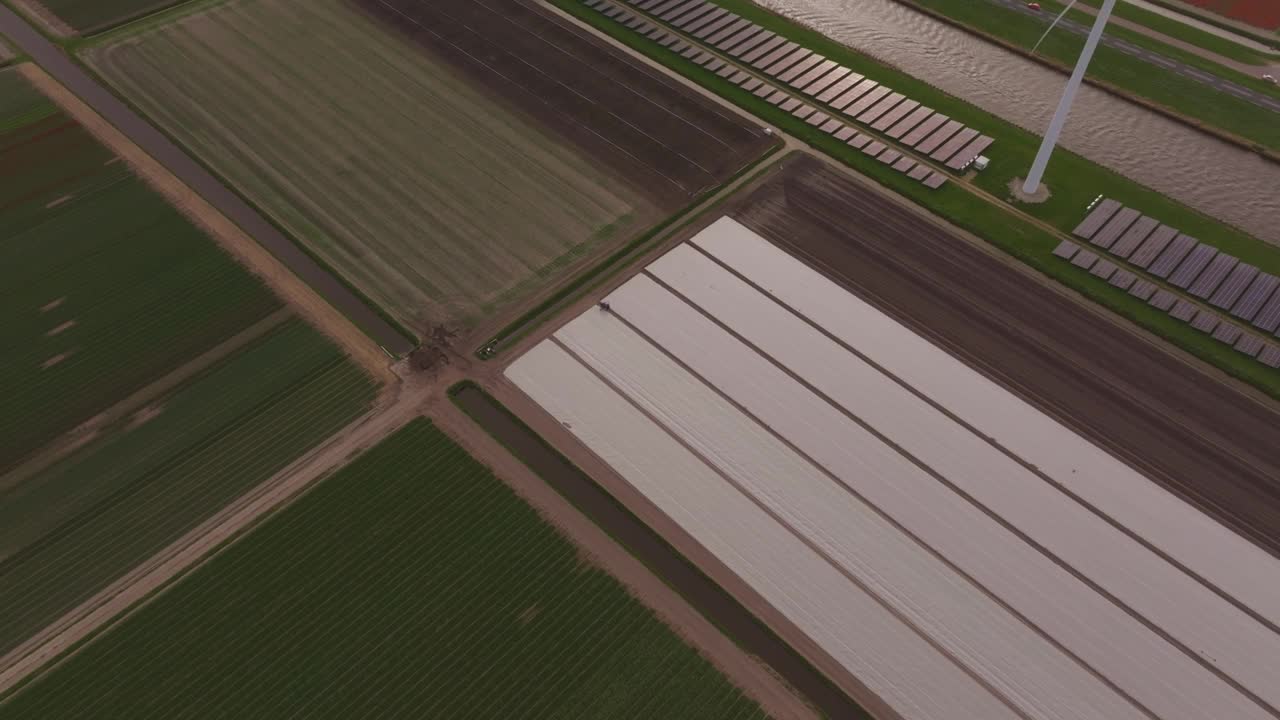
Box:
[551,0,1280,400]
[449,381,858,719]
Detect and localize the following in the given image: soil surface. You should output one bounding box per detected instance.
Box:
[734,155,1280,557]
[356,0,774,209]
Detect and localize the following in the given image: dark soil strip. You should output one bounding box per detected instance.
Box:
[732,155,1280,558]
[354,0,773,209]
[450,383,869,720]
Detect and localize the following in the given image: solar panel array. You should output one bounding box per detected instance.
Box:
[1060,199,1280,368]
[582,0,989,190]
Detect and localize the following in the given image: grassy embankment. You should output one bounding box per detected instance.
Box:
[551,0,1280,400]
[901,0,1280,152]
[0,419,769,720]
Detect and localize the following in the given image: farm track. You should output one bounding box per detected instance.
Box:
[357,0,772,208]
[733,155,1280,557]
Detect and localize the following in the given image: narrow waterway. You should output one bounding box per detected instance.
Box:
[757,0,1280,244]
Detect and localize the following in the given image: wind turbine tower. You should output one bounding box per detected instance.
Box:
[1023,0,1118,195]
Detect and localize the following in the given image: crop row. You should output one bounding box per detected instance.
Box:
[0,320,375,656]
[0,114,281,470]
[0,420,765,719]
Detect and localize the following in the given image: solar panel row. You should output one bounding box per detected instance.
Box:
[587,0,958,189]
[1072,199,1121,239]
[1077,200,1280,338]
[1065,200,1280,368]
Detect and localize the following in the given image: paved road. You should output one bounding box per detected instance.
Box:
[990,0,1280,114]
[0,4,415,355]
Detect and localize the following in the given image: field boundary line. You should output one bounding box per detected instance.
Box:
[15,63,396,388]
[0,385,420,699]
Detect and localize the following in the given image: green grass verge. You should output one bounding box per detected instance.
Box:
[1077,0,1274,65]
[903,0,1280,150]
[552,0,1280,401]
[0,418,768,720]
[0,74,283,470]
[479,141,783,357]
[0,318,376,659]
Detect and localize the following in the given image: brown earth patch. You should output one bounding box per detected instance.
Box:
[40,351,72,369]
[126,404,164,430]
[44,319,75,337]
[517,604,541,625]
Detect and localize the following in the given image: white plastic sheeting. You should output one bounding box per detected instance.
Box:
[506,216,1280,720]
[693,217,1280,632]
[649,241,1280,710]
[558,308,1146,720]
[507,342,1021,720]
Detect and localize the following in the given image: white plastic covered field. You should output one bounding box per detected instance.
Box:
[505,217,1280,720]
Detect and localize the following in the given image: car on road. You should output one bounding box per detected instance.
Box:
[1027,2,1041,10]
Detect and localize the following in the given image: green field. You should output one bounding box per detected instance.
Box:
[903,0,1280,151]
[86,0,643,334]
[0,66,376,657]
[0,419,768,719]
[0,318,375,657]
[551,2,1280,401]
[0,68,281,471]
[25,0,189,35]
